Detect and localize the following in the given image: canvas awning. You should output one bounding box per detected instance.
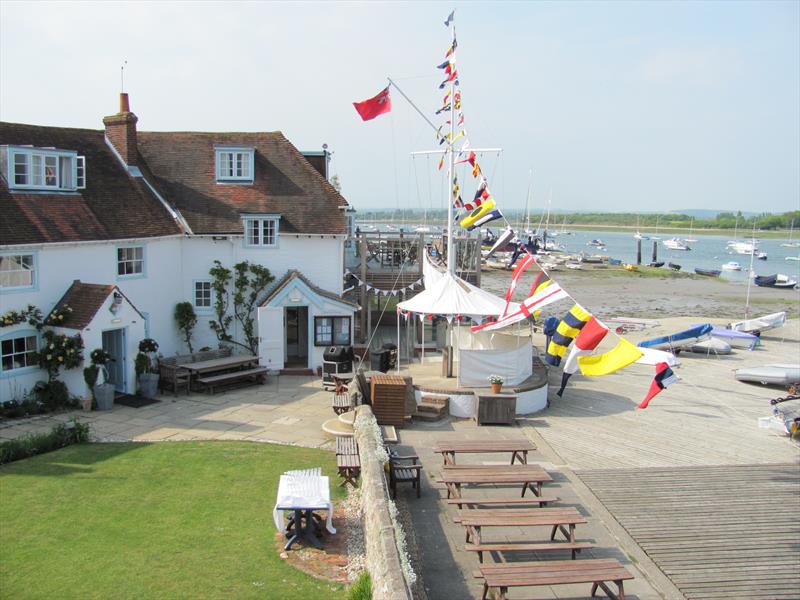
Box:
[397,270,511,317]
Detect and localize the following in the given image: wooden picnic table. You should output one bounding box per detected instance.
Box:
[454,507,586,546]
[432,439,537,465]
[183,355,261,392]
[477,559,634,600]
[437,464,551,499]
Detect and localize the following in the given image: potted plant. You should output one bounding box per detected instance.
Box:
[90,349,115,410]
[136,338,160,399]
[82,364,98,411]
[488,374,504,394]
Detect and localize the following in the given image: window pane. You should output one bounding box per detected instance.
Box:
[1,339,12,354]
[333,318,350,345]
[31,155,43,186]
[59,156,73,188]
[13,153,27,185]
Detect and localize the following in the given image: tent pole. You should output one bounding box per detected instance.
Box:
[421,317,425,364]
[396,311,401,373]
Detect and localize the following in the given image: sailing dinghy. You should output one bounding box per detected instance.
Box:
[728,311,787,334]
[637,324,713,352]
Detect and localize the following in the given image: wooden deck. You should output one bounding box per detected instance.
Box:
[577,463,800,600]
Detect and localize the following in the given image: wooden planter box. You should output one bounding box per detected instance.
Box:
[371,374,407,428]
[475,394,517,426]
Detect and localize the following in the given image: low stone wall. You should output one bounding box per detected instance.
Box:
[354,405,414,600]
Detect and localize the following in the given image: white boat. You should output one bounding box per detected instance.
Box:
[685,218,698,243]
[633,231,648,240]
[663,238,691,251]
[685,338,732,355]
[780,219,800,248]
[564,262,582,270]
[728,311,787,334]
[586,239,605,247]
[727,240,758,255]
[735,364,800,386]
[721,261,742,271]
[786,256,800,262]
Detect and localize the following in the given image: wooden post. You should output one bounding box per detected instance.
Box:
[359,235,367,343]
[652,240,658,263]
[475,237,481,287]
[636,239,642,265]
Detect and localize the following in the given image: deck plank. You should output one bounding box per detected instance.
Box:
[577,463,800,600]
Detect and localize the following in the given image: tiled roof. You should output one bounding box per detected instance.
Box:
[262,269,359,309]
[136,131,349,235]
[0,122,182,245]
[47,281,116,330]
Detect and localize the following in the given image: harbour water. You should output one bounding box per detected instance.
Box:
[357,222,800,285]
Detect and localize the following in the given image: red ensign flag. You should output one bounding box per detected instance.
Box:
[353,87,392,121]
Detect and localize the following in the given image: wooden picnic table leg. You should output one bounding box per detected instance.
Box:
[521,450,528,464]
[596,580,622,600]
[568,523,575,543]
[494,586,508,600]
[591,582,599,597]
[481,582,489,600]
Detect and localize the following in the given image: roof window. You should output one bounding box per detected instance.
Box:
[215,147,254,183]
[5,146,85,192]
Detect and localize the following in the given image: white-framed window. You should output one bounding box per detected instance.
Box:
[314,316,351,346]
[1,332,38,373]
[117,246,144,277]
[7,147,85,192]
[194,280,212,308]
[244,217,279,247]
[215,147,254,182]
[0,254,36,289]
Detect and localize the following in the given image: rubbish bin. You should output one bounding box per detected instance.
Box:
[371,349,390,373]
[382,343,397,371]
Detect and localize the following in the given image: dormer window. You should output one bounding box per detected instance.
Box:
[5,146,85,192]
[215,147,254,183]
[243,215,279,248]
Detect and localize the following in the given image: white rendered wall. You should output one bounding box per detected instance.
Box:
[1,233,345,400]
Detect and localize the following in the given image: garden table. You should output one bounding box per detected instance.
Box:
[272,469,336,550]
[432,439,536,466]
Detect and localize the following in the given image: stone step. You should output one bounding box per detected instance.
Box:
[413,409,447,422]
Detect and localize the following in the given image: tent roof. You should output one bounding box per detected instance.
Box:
[397,271,511,317]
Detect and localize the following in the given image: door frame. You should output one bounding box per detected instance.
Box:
[101,327,127,393]
[283,305,310,368]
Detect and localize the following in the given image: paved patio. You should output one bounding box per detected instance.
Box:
[0,375,335,449]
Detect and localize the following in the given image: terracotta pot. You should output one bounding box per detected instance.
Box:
[491,382,502,394]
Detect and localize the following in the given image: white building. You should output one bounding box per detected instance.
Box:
[0,94,356,401]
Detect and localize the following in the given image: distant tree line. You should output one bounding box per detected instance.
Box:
[357,209,800,231]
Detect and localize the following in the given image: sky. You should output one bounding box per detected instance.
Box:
[1,1,798,215]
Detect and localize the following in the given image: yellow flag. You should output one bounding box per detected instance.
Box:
[577,337,643,376]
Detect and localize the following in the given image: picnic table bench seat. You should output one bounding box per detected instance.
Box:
[196,366,268,394]
[437,465,552,499]
[389,452,422,499]
[474,558,634,600]
[444,495,558,509]
[332,393,351,415]
[158,347,232,396]
[335,436,360,487]
[454,507,587,546]
[465,540,595,562]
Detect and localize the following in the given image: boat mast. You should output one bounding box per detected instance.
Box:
[446,20,457,275]
[744,220,756,318]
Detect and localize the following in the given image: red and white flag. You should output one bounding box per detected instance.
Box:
[353,87,392,121]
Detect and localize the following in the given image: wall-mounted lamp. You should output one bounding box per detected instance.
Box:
[110,291,123,314]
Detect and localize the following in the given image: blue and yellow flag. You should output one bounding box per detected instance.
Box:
[545,304,591,366]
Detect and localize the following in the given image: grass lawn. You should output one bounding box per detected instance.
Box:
[0,441,348,599]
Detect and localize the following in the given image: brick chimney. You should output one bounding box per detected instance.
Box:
[103,93,138,166]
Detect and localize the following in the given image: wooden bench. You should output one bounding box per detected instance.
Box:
[475,558,634,600]
[465,540,595,562]
[335,436,360,487]
[332,393,351,415]
[445,495,558,509]
[389,452,422,499]
[336,453,361,488]
[196,366,268,394]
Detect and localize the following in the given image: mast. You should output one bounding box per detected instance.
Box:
[446,20,457,275]
[744,221,757,318]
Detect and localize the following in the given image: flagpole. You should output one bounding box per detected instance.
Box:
[446,25,456,275]
[386,77,442,137]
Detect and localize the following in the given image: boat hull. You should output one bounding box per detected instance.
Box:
[735,364,800,386]
[729,311,787,334]
[638,324,714,351]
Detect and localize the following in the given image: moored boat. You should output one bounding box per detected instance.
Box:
[586,239,605,247]
[663,238,691,251]
[695,267,721,277]
[721,261,742,271]
[754,274,798,289]
[667,262,681,271]
[638,323,713,352]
